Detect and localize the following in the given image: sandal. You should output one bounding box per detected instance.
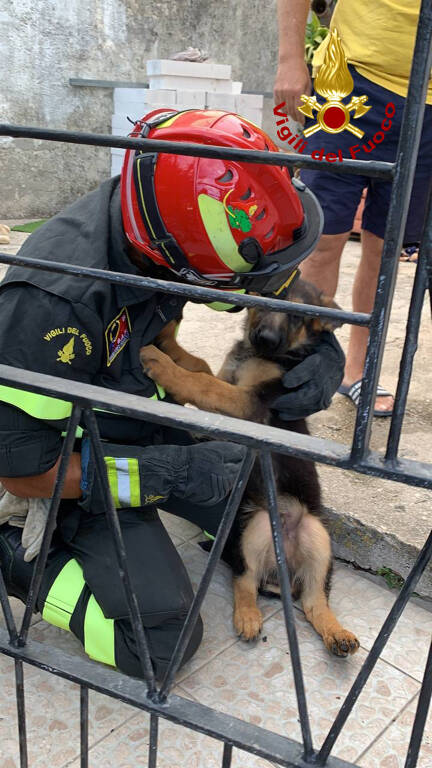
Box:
[337,379,394,418]
[400,246,418,263]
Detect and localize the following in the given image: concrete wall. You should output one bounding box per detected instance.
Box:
[0,0,280,217]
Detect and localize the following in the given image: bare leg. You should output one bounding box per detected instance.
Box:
[300,232,351,297]
[343,229,394,413]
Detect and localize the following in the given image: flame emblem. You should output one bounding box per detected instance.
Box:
[298,29,371,138]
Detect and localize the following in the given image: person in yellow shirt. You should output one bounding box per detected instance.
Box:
[274,0,432,416]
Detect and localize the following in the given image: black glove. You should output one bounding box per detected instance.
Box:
[80,439,247,513]
[270,331,345,421]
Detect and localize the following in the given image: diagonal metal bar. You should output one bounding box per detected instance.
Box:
[83,408,157,696]
[80,685,89,768]
[222,742,233,767]
[404,636,432,768]
[404,640,432,768]
[350,0,432,463]
[0,567,18,644]
[317,528,432,765]
[260,451,314,762]
[148,714,159,768]
[385,186,432,461]
[158,449,256,701]
[18,404,82,645]
[15,659,28,768]
[0,123,395,179]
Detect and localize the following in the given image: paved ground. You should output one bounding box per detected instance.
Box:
[0,225,432,767]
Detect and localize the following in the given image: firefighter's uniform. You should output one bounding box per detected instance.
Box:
[0,177,232,678]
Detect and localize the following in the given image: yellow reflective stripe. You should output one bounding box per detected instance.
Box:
[104,457,120,507]
[150,383,166,399]
[84,594,115,667]
[206,289,246,312]
[128,458,141,507]
[0,385,72,421]
[197,194,253,274]
[42,559,85,631]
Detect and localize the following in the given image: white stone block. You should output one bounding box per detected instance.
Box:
[175,90,206,107]
[237,107,263,128]
[205,92,237,111]
[111,147,126,157]
[232,81,243,94]
[111,155,124,177]
[148,75,234,92]
[235,93,264,111]
[146,59,231,80]
[114,88,176,112]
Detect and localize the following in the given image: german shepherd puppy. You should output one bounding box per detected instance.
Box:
[139,279,359,657]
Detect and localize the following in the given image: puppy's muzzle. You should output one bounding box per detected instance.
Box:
[250,326,284,355]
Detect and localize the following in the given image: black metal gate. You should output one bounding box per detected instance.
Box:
[1,2,432,765]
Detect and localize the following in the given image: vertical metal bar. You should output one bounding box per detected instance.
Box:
[317,528,432,765]
[260,451,314,762]
[0,568,18,643]
[404,637,432,768]
[386,188,432,460]
[148,714,159,768]
[83,409,157,696]
[350,0,432,463]
[222,742,233,768]
[15,659,28,768]
[18,404,82,644]
[158,449,256,701]
[80,685,89,768]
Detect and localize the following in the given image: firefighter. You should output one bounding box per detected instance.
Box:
[0,109,344,678]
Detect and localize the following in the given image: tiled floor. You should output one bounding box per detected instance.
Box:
[1,513,432,768]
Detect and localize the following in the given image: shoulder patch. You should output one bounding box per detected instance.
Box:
[105,307,131,367]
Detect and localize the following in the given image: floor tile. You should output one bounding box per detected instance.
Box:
[0,627,139,767]
[329,563,432,682]
[66,694,277,768]
[358,695,432,767]
[180,609,420,765]
[0,596,41,631]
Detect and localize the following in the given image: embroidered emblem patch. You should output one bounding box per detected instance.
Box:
[105,307,131,367]
[44,326,93,357]
[57,337,75,365]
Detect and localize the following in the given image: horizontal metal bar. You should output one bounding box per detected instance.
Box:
[69,77,149,89]
[0,363,430,489]
[0,252,371,327]
[0,123,395,179]
[0,629,357,768]
[0,360,429,486]
[68,78,272,98]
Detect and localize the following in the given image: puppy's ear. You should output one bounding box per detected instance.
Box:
[312,294,343,332]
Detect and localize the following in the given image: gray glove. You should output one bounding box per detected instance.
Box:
[0,483,51,562]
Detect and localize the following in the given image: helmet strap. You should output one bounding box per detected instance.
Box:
[133,151,203,278]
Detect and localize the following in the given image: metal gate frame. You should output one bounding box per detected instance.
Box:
[1,2,432,765]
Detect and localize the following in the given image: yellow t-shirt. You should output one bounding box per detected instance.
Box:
[313,0,432,104]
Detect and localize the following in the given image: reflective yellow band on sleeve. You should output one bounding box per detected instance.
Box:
[0,385,72,421]
[84,594,115,667]
[206,289,246,312]
[42,558,85,631]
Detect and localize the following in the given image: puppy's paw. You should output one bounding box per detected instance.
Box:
[234,606,263,641]
[139,345,174,384]
[324,628,360,657]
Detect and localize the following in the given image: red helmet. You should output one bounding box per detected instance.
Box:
[121,109,323,295]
